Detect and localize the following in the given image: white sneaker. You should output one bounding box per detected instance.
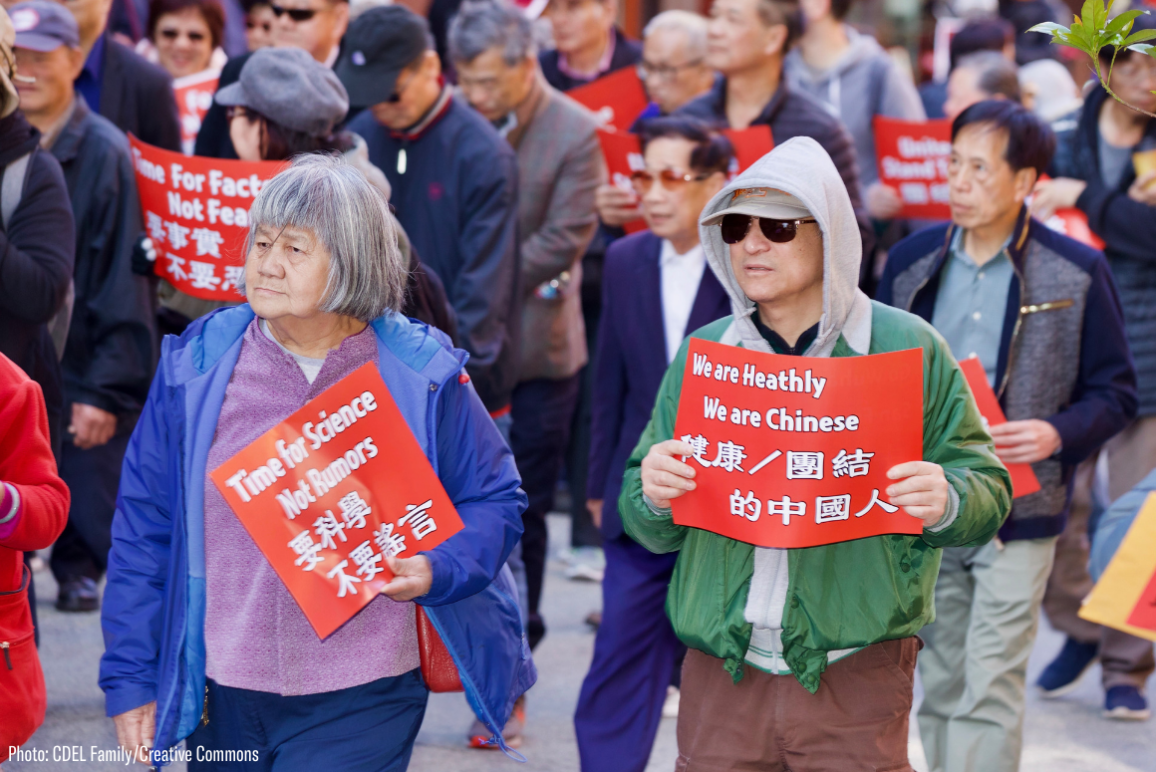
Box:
[662,686,680,719]
[562,547,605,582]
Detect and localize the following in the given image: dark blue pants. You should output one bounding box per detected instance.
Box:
[510,374,581,648]
[187,670,428,771]
[574,536,685,772]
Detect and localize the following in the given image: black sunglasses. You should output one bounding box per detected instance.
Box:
[720,214,817,245]
[270,4,317,21]
[159,28,207,41]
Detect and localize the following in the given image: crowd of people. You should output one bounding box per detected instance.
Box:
[0,0,1154,768]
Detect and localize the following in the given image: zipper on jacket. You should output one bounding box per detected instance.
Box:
[1,641,11,670]
[997,261,1029,400]
[201,683,209,726]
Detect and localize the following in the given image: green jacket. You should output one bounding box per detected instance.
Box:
[620,303,1012,693]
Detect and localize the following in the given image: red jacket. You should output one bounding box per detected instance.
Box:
[0,352,69,592]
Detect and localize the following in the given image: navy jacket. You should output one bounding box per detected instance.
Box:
[538,27,642,93]
[879,210,1136,540]
[348,94,521,413]
[1050,85,1156,416]
[588,231,730,540]
[99,35,181,153]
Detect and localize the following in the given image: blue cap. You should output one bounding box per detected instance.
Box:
[10,1,80,52]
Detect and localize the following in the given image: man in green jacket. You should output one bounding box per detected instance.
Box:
[619,136,1012,770]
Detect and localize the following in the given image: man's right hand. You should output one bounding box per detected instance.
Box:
[595,184,641,227]
[586,499,603,528]
[113,701,156,765]
[640,439,697,509]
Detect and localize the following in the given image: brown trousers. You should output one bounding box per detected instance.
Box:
[1042,416,1156,690]
[675,639,920,772]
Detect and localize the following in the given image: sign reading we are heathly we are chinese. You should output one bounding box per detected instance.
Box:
[672,339,925,549]
[209,363,464,639]
[129,136,283,301]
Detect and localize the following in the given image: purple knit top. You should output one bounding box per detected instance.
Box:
[203,318,419,695]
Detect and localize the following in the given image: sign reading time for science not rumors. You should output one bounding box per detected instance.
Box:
[672,339,925,549]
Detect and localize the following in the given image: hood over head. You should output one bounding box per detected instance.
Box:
[698,135,871,357]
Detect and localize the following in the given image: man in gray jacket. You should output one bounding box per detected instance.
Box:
[450,0,603,746]
[13,1,154,612]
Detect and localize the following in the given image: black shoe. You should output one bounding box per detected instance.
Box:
[527,613,546,650]
[1037,637,1098,698]
[56,577,99,612]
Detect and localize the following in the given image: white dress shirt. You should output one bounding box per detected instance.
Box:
[659,240,707,364]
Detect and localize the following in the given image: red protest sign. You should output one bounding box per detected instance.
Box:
[873,117,952,220]
[722,126,774,173]
[1127,568,1156,633]
[596,128,646,234]
[569,67,649,132]
[671,339,924,549]
[209,362,464,639]
[129,136,283,301]
[173,70,219,155]
[957,357,1041,499]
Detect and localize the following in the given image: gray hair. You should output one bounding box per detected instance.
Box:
[958,51,1022,104]
[241,154,406,322]
[448,0,536,66]
[643,10,708,60]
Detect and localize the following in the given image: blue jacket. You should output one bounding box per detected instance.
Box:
[98,305,535,762]
[879,209,1137,541]
[1090,467,1156,581]
[587,231,730,540]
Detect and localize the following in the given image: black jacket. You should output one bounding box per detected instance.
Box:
[53,98,154,422]
[677,76,876,285]
[99,34,181,152]
[1050,85,1156,415]
[0,111,75,451]
[193,51,248,159]
[538,28,642,93]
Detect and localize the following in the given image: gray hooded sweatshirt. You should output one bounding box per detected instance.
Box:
[696,136,956,673]
[784,26,926,188]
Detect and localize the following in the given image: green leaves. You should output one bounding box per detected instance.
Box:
[1028,0,1156,61]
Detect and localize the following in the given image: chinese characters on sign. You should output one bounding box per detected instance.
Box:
[210,363,464,639]
[672,339,925,548]
[129,136,284,302]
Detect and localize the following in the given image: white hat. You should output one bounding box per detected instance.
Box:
[700,186,812,225]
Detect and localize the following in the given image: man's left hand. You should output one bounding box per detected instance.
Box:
[886,461,949,525]
[989,419,1061,464]
[380,555,433,601]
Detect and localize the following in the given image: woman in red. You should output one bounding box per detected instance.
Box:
[0,352,69,765]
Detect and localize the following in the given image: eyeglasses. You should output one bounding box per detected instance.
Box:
[635,59,703,81]
[386,68,417,103]
[270,4,318,22]
[630,169,709,194]
[719,214,817,244]
[226,106,258,123]
[159,28,207,42]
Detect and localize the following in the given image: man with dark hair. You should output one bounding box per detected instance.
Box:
[920,17,1016,119]
[784,0,925,221]
[538,0,641,92]
[575,116,733,772]
[341,5,520,426]
[672,0,874,279]
[1031,19,1156,720]
[879,100,1137,772]
[944,51,1022,120]
[63,0,181,150]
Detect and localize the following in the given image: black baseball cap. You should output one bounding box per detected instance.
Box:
[335,5,429,108]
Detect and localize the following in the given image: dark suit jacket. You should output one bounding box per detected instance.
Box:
[100,35,181,152]
[588,230,730,539]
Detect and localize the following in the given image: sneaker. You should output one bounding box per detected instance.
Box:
[1104,686,1151,720]
[584,611,601,630]
[662,686,680,719]
[1037,638,1099,698]
[562,547,605,582]
[468,696,526,749]
[55,577,99,612]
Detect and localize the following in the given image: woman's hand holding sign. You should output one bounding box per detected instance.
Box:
[641,439,698,509]
[379,554,434,601]
[886,462,949,525]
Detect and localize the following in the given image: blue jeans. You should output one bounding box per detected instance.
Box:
[187,670,428,771]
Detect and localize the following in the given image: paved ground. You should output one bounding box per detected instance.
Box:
[8,514,1155,772]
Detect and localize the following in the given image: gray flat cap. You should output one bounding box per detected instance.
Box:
[216,47,349,136]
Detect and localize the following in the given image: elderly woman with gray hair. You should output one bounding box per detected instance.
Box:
[99,154,533,770]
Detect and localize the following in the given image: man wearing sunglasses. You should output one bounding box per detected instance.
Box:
[879,101,1136,772]
[618,135,1012,769]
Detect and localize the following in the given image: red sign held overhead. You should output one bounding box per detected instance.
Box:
[957,357,1041,499]
[568,67,649,132]
[209,363,464,639]
[129,136,284,301]
[873,116,952,220]
[721,126,774,173]
[672,339,925,549]
[173,70,220,155]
